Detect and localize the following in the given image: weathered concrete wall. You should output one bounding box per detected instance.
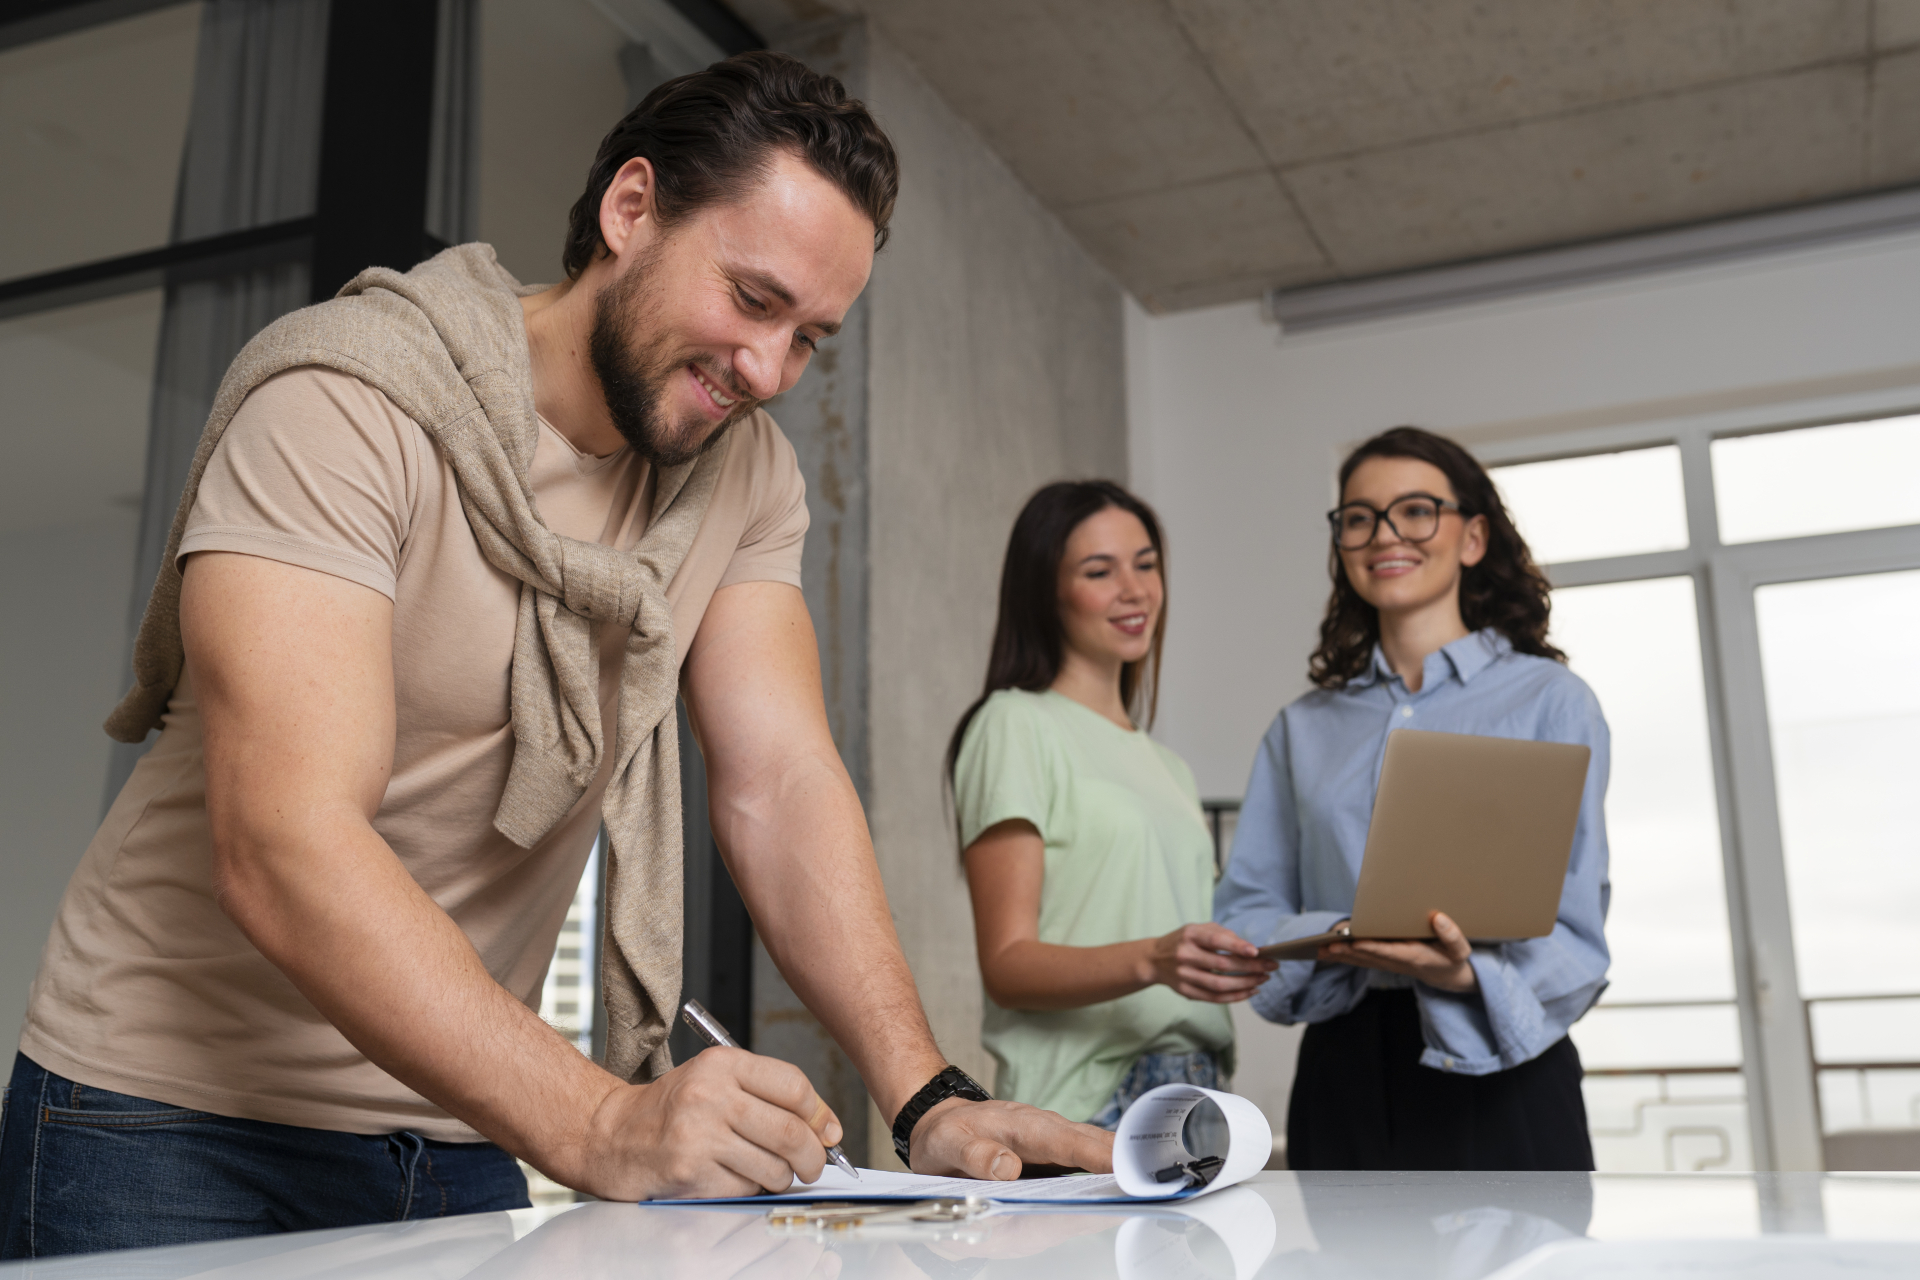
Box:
[753,15,1129,1166]
[744,15,878,1169]
[859,22,1128,1163]
[772,19,874,806]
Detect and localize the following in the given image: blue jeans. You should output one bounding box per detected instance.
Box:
[1084,1049,1224,1130]
[1,1053,531,1259]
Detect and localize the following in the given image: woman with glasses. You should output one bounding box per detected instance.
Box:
[1215,426,1610,1171]
[949,481,1275,1130]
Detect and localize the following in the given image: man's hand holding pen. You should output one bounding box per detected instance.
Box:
[574,1047,846,1200]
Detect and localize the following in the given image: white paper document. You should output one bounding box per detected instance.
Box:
[647,1083,1271,1206]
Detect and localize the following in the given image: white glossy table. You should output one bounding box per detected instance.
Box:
[4,1172,1916,1278]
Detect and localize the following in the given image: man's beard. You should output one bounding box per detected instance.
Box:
[587,248,757,468]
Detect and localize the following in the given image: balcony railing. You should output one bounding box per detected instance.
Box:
[1581,994,1920,1171]
[1193,799,1917,1172]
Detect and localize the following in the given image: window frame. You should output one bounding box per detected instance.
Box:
[0,0,445,326]
[1476,383,1920,1173]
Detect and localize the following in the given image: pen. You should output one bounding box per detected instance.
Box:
[679,997,860,1181]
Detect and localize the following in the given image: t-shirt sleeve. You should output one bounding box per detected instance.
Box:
[715,413,808,591]
[179,366,419,599]
[953,695,1065,850]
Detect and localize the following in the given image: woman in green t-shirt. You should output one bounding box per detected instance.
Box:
[946,480,1276,1127]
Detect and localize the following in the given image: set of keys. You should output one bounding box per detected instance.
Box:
[765,1197,994,1233]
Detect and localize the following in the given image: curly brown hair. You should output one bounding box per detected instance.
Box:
[1308,426,1564,690]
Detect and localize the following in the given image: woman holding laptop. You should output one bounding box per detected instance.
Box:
[950,481,1274,1129]
[1215,427,1610,1171]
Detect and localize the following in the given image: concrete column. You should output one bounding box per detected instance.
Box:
[756,15,1129,1168]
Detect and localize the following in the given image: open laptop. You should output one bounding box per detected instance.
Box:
[1257,729,1591,961]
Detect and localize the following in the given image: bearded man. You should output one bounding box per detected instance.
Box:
[1,53,1110,1260]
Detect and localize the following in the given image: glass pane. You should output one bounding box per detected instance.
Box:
[1754,570,1920,1006]
[1818,1065,1920,1133]
[478,0,644,285]
[1811,996,1920,1066]
[1553,578,1736,1004]
[476,0,725,285]
[539,836,599,1055]
[0,4,202,280]
[1550,576,1748,1170]
[0,289,160,1039]
[1491,446,1689,565]
[1714,415,1920,544]
[1574,1005,1742,1070]
[1583,1072,1752,1173]
[526,834,598,1205]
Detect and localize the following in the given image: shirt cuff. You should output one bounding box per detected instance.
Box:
[1251,911,1366,1025]
[1415,947,1547,1075]
[1269,910,1349,945]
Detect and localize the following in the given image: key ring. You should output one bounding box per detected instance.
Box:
[766,1197,992,1231]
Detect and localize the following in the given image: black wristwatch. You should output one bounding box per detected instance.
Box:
[892,1065,991,1164]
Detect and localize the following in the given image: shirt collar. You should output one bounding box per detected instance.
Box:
[1352,628,1511,691]
[1350,646,1395,689]
[1443,628,1512,684]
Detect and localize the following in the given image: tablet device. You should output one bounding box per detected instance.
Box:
[1257,729,1590,960]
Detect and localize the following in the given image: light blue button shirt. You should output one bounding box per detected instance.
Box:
[1213,629,1612,1075]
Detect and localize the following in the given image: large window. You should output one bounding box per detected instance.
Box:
[1487,410,1920,1173]
[0,0,454,1057]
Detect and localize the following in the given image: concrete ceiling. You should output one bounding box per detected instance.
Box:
[733,0,1920,312]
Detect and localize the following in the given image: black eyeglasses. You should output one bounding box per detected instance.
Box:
[1326,493,1463,550]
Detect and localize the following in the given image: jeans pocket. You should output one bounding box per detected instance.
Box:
[44,1083,210,1130]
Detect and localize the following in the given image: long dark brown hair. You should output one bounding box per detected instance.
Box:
[945,481,1167,783]
[1309,426,1564,690]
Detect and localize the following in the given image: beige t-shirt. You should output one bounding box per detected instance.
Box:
[20,367,807,1140]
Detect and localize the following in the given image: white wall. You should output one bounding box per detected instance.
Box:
[861,14,1129,1110]
[1129,227,1920,801]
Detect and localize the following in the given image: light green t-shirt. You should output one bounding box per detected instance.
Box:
[954,688,1234,1122]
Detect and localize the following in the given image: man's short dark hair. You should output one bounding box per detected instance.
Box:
[562,51,899,279]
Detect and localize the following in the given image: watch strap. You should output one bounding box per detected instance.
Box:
[891,1065,991,1165]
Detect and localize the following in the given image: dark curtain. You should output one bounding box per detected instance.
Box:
[105,0,475,807]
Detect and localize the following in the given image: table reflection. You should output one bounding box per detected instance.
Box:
[4,1172,1917,1279]
[3,1211,518,1279]
[1262,1172,1590,1279]
[466,1201,1133,1280]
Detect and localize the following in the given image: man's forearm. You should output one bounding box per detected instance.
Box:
[680,584,1116,1180]
[214,808,620,1178]
[708,745,948,1120]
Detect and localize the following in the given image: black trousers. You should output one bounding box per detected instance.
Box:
[1287,989,1595,1171]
